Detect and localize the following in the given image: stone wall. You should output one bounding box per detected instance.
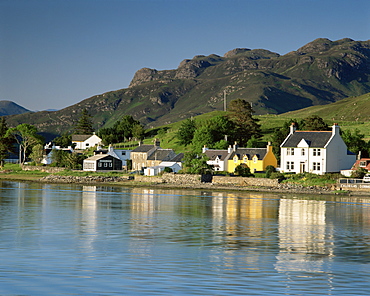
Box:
[135,173,202,184]
[212,176,279,187]
[21,165,66,173]
[135,173,278,187]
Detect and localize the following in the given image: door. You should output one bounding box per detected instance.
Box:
[300,162,306,173]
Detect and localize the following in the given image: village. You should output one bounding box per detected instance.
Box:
[6,120,366,193]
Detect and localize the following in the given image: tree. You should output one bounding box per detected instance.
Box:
[132,124,145,140]
[30,144,44,165]
[97,115,145,144]
[0,118,14,167]
[74,109,94,135]
[53,133,72,148]
[182,151,212,174]
[301,115,329,131]
[6,124,43,164]
[176,118,196,146]
[234,164,253,177]
[341,129,369,157]
[227,99,261,146]
[192,116,232,152]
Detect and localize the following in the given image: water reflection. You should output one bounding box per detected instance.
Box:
[1,181,370,295]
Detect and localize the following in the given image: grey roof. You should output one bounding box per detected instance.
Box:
[170,153,184,162]
[84,154,120,161]
[72,135,92,142]
[131,145,156,153]
[281,131,332,148]
[229,148,267,160]
[147,149,175,161]
[204,150,230,161]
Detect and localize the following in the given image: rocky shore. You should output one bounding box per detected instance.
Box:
[39,175,131,184]
[38,174,351,196]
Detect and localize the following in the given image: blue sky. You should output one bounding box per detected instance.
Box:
[1,0,369,111]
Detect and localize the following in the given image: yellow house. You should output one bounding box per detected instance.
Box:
[227,143,277,173]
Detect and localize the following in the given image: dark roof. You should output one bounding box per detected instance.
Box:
[170,153,184,162]
[72,135,93,142]
[230,148,267,160]
[131,144,156,153]
[84,154,121,161]
[204,150,230,161]
[147,149,175,161]
[281,131,332,148]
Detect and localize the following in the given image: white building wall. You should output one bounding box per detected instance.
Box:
[325,135,356,173]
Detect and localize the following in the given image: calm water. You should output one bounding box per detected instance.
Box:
[0,181,369,295]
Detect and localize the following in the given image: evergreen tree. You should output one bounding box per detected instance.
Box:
[74,109,94,135]
[227,99,261,146]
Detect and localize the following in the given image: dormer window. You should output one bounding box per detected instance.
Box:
[360,161,367,167]
[243,156,248,162]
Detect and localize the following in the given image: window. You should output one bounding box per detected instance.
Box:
[360,161,367,167]
[98,162,102,167]
[253,157,257,163]
[243,156,248,163]
[286,161,294,170]
[301,149,305,156]
[121,151,126,156]
[109,162,112,167]
[313,162,321,171]
[287,148,294,156]
[313,149,321,156]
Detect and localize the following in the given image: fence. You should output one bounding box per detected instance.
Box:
[338,178,370,190]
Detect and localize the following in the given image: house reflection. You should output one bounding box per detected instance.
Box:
[275,198,334,273]
[80,186,98,252]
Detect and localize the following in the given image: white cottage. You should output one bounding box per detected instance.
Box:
[280,123,356,175]
[72,134,102,150]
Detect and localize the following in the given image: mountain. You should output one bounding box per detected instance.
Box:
[0,100,30,116]
[5,38,370,140]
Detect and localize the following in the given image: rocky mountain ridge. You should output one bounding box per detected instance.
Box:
[4,38,370,140]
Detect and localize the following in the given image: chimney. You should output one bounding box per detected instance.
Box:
[332,123,340,135]
[233,142,238,151]
[202,145,208,153]
[154,138,160,147]
[290,123,296,135]
[228,145,233,153]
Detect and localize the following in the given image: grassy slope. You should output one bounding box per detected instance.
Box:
[141,92,370,153]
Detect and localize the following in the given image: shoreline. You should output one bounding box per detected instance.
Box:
[1,173,368,197]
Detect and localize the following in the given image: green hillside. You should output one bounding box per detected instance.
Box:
[143,92,370,153]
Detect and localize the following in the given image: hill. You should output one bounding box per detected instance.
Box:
[0,101,30,116]
[4,38,370,140]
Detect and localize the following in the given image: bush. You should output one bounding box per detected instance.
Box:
[270,172,285,182]
[265,165,276,178]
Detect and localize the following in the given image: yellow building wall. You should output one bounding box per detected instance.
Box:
[227,146,278,173]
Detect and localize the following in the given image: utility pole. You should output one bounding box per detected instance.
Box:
[224,90,227,111]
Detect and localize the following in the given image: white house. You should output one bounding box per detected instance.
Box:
[72,134,102,150]
[144,162,182,176]
[280,123,356,175]
[202,146,231,172]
